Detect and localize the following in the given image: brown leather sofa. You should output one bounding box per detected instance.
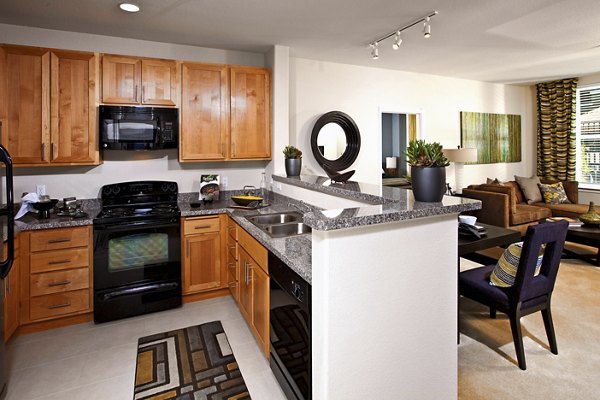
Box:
[462,180,589,235]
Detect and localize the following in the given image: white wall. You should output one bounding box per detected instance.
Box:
[0,23,268,199]
[289,58,536,187]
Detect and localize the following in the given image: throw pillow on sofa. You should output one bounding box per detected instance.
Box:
[515,175,542,204]
[538,182,571,204]
[490,242,544,287]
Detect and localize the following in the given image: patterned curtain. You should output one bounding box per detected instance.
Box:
[536,78,578,181]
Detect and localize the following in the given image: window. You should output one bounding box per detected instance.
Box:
[577,85,600,189]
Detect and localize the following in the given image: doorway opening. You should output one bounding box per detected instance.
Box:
[381,112,420,187]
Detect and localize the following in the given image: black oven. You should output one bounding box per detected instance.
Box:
[93,181,182,323]
[269,252,311,400]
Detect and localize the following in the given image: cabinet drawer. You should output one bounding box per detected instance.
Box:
[30,227,89,251]
[30,289,90,320]
[238,227,267,272]
[227,251,238,280]
[184,216,220,235]
[227,218,238,240]
[227,234,238,260]
[30,268,89,297]
[31,248,89,273]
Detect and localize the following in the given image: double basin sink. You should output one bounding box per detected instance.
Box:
[246,211,312,238]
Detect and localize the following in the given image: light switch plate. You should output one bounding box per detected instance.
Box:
[36,184,46,197]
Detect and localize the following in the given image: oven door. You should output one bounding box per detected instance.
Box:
[93,217,180,291]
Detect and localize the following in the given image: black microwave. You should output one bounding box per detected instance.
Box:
[99,106,178,150]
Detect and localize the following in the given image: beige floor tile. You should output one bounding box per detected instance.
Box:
[5,297,285,399]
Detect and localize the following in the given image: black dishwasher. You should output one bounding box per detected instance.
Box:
[268,252,311,400]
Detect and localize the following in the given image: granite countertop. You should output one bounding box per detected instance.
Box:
[272,174,481,231]
[10,178,482,285]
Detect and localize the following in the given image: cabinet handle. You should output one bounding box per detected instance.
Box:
[48,280,71,287]
[228,262,235,270]
[134,85,138,102]
[185,241,188,257]
[142,85,145,103]
[48,238,71,244]
[48,303,71,310]
[227,225,235,231]
[221,143,225,156]
[228,282,236,289]
[48,259,71,265]
[228,244,235,250]
[51,143,56,161]
[41,143,46,161]
[232,143,236,157]
[194,225,211,229]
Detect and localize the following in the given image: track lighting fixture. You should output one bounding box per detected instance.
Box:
[423,17,431,38]
[371,42,379,60]
[368,10,438,59]
[392,31,402,50]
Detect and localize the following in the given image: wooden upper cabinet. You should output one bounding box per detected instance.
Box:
[180,62,229,161]
[101,55,176,106]
[50,51,98,164]
[0,45,49,164]
[230,66,271,160]
[141,59,177,105]
[0,45,99,166]
[101,55,139,104]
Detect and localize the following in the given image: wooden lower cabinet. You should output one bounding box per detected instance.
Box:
[20,226,93,326]
[4,238,20,342]
[234,222,269,357]
[182,215,227,296]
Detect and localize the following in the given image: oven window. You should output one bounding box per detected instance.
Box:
[102,120,156,142]
[108,232,168,271]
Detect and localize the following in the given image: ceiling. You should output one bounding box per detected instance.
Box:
[1,0,600,84]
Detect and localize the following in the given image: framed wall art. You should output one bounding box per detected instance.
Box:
[460,112,521,164]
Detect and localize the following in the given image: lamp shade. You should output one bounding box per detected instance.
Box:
[443,148,477,163]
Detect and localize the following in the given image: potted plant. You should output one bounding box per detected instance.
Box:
[283,145,303,177]
[404,139,449,202]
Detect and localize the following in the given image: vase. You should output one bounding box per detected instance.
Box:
[411,166,446,202]
[285,158,302,177]
[579,201,600,225]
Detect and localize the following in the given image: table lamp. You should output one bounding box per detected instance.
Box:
[443,146,477,194]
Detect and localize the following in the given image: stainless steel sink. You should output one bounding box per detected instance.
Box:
[245,211,311,237]
[248,212,302,226]
[265,222,312,237]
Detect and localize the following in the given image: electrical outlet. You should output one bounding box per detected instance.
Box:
[36,184,46,197]
[221,176,228,189]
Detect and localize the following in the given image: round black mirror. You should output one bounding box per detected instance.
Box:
[310,111,361,172]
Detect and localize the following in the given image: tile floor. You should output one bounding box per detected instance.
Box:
[4,296,287,400]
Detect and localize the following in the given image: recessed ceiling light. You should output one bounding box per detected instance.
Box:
[119,3,140,13]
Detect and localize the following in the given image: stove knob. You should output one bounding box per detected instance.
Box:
[113,187,121,195]
[161,183,169,192]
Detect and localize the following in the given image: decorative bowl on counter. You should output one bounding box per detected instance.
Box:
[32,198,59,219]
[231,195,263,207]
[579,201,600,226]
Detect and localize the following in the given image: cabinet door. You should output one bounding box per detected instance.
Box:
[4,253,19,342]
[50,51,99,164]
[0,45,49,164]
[183,232,222,294]
[230,67,271,160]
[141,59,177,106]
[238,247,253,322]
[180,62,228,161]
[101,55,140,104]
[252,262,269,355]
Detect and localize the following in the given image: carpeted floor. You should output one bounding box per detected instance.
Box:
[458,254,600,400]
[133,320,250,400]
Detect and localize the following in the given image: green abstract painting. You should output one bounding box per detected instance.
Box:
[460,112,521,164]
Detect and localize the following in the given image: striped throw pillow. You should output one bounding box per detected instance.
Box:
[489,242,544,287]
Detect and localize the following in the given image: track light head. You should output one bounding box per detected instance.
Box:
[371,42,379,60]
[392,31,402,50]
[423,17,431,38]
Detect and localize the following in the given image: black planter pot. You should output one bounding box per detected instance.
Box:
[411,166,446,202]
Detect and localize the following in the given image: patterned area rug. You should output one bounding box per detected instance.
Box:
[134,320,251,399]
